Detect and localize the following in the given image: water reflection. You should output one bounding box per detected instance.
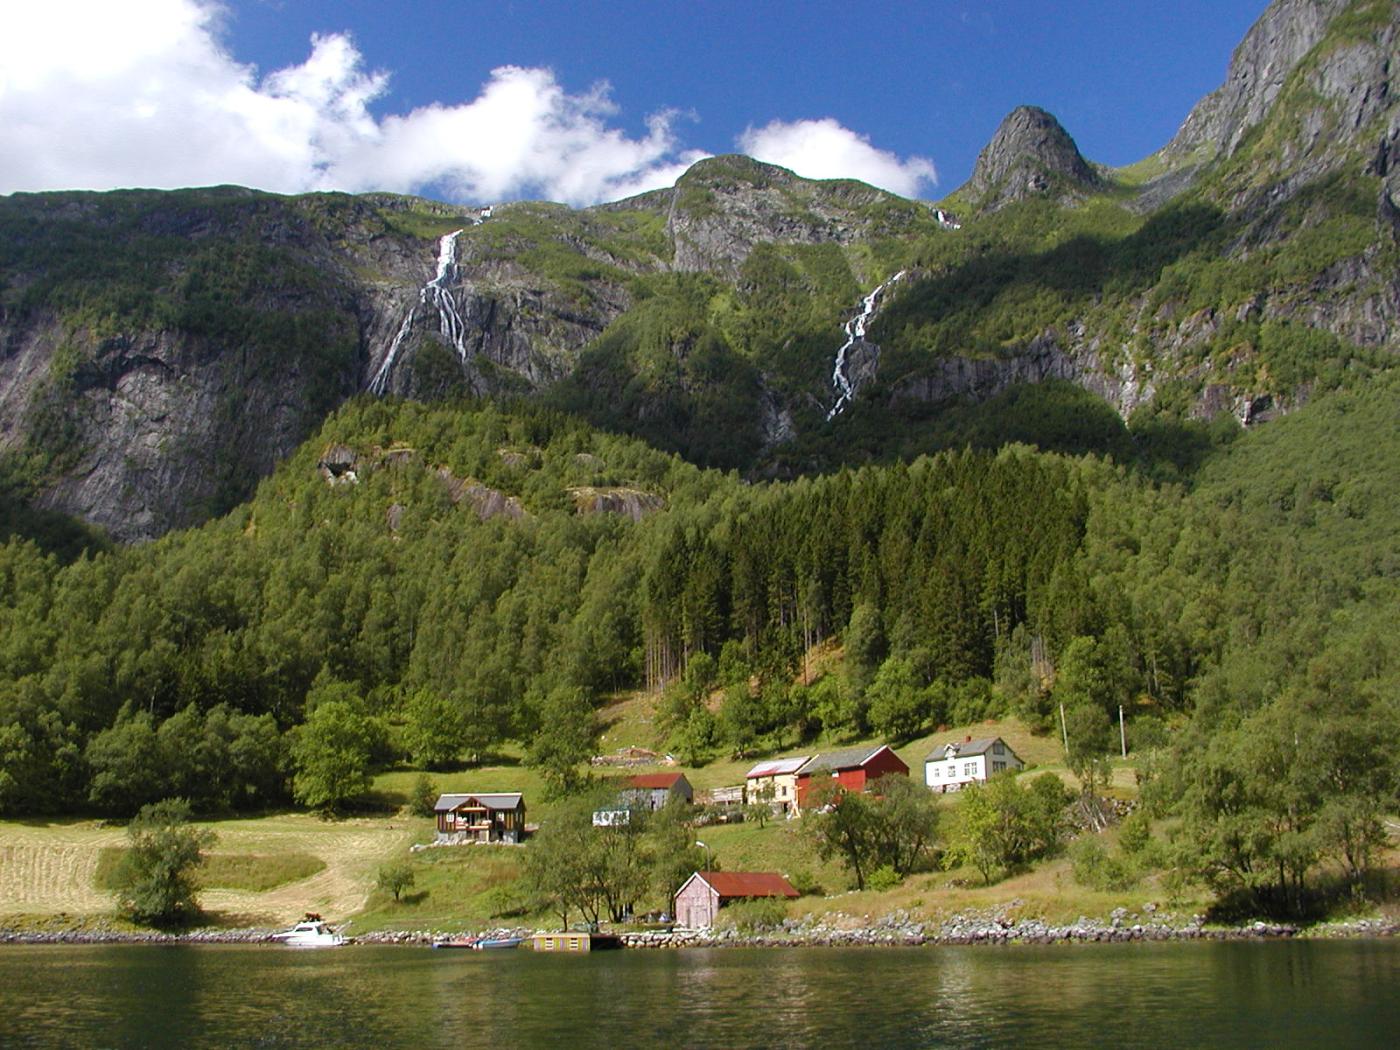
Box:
[0,940,1396,1049]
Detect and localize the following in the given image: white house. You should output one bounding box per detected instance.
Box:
[924,736,1023,793]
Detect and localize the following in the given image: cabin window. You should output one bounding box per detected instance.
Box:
[992,761,1006,773]
[993,742,1004,755]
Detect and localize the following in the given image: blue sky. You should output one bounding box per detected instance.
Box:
[0,0,1269,204]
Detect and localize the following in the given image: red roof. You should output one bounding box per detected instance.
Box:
[698,871,799,899]
[627,773,685,789]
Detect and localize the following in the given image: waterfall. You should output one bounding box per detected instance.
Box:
[826,271,906,421]
[368,308,416,396]
[367,228,468,396]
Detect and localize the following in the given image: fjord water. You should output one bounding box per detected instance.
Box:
[1,941,1396,1048]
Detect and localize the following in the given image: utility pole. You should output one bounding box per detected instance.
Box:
[1058,702,1069,752]
[1119,705,1127,758]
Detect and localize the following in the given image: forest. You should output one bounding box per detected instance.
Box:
[2,367,1398,915]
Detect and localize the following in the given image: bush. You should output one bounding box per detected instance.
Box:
[1118,809,1152,856]
[1070,837,1138,891]
[408,773,439,818]
[787,869,823,897]
[867,865,902,892]
[718,896,789,932]
[482,882,531,919]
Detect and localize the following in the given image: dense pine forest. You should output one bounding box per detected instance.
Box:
[3,372,1398,913]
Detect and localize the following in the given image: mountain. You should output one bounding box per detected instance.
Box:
[1,0,1398,542]
[960,106,1102,213]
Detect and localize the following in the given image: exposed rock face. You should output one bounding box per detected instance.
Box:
[1156,0,1398,204]
[435,468,528,522]
[1163,0,1354,162]
[665,156,932,277]
[891,328,1155,420]
[568,487,665,522]
[2,320,355,542]
[963,107,1100,212]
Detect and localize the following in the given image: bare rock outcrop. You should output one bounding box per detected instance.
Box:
[569,486,665,522]
[962,107,1101,212]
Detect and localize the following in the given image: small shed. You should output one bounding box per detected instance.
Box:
[673,871,800,930]
[622,772,693,811]
[924,736,1024,792]
[793,745,909,810]
[433,792,526,844]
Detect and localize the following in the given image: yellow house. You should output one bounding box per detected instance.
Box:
[743,756,810,815]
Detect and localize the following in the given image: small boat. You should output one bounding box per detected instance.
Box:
[271,916,346,948]
[472,936,523,950]
[431,937,478,950]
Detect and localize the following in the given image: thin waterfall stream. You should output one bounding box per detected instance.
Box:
[826,270,906,421]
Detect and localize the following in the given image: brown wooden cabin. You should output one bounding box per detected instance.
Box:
[433,792,525,844]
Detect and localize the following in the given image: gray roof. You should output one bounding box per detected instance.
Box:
[798,745,891,775]
[924,737,1018,762]
[433,792,524,813]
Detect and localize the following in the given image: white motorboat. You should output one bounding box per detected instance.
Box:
[271,917,346,948]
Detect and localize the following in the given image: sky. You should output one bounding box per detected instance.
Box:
[0,0,1271,207]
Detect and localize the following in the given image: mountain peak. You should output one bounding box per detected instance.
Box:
[963,106,1099,212]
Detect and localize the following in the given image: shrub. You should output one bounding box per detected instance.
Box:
[1070,837,1138,891]
[719,897,789,932]
[867,865,902,892]
[111,799,216,926]
[408,773,439,818]
[1118,809,1152,856]
[482,882,530,919]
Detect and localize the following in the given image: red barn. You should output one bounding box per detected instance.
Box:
[794,745,909,810]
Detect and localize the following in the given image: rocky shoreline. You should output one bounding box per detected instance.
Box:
[2,908,1395,948]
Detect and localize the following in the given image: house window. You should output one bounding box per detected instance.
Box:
[963,763,976,776]
[993,742,1004,755]
[992,761,1006,773]
[931,767,940,777]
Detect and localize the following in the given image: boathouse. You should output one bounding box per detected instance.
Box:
[673,871,800,929]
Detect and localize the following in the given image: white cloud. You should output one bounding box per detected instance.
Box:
[0,1,936,206]
[738,118,937,197]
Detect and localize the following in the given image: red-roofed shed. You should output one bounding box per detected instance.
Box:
[674,871,799,929]
[622,772,693,810]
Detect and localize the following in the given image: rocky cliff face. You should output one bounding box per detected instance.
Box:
[1158,0,1397,203]
[1165,0,1353,163]
[664,155,941,277]
[961,106,1100,212]
[3,0,1398,541]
